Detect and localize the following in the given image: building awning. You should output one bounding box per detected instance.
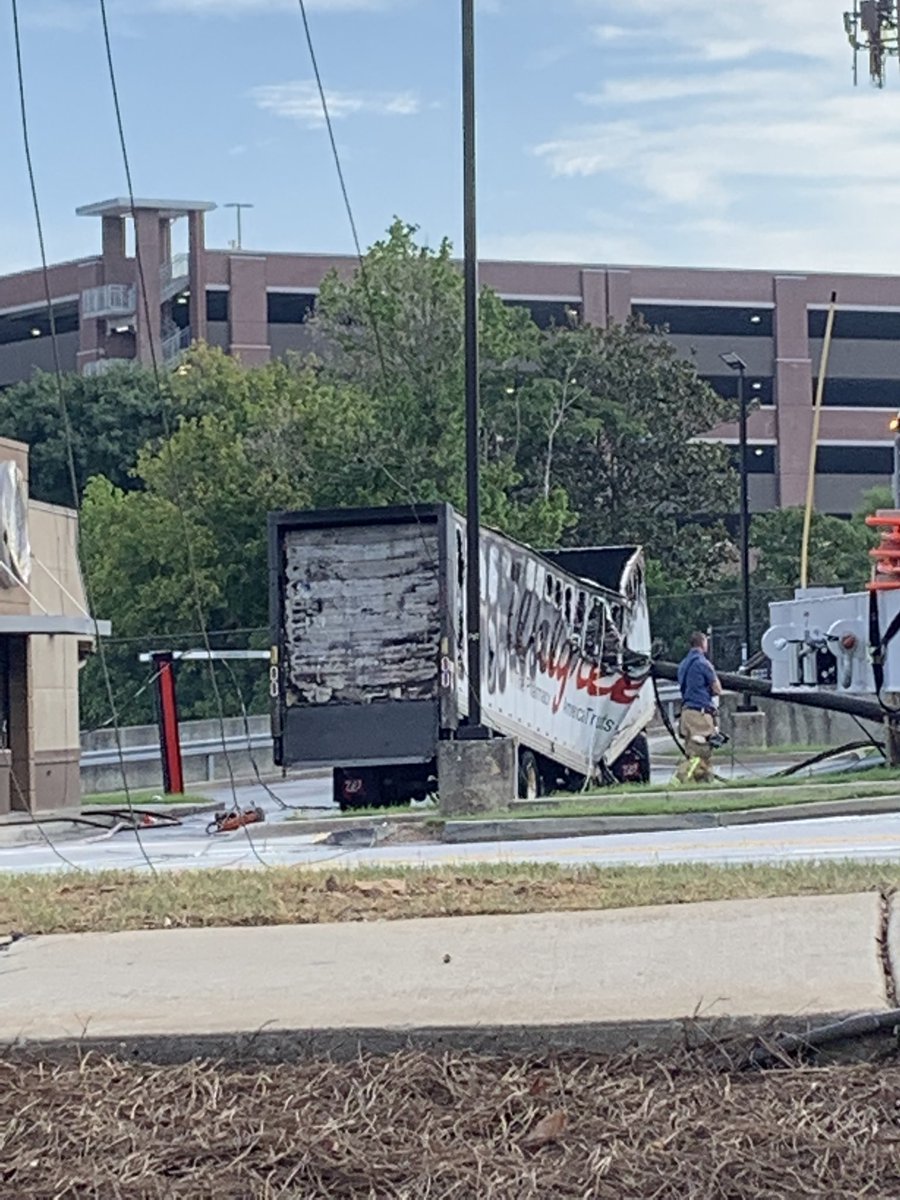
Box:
[0,615,111,637]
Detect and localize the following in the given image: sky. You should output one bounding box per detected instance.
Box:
[2,0,900,276]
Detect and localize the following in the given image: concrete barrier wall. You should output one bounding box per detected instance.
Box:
[80,715,273,796]
[84,690,885,796]
[719,692,883,749]
[653,691,884,750]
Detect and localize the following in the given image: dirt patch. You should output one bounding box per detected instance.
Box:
[2,1048,900,1197]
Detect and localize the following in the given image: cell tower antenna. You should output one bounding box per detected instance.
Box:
[844,0,900,87]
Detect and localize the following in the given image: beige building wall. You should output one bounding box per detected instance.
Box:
[0,438,99,813]
[28,503,89,810]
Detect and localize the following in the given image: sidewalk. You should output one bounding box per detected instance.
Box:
[0,893,890,1056]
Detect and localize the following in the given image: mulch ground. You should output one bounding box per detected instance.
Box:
[2,1047,900,1198]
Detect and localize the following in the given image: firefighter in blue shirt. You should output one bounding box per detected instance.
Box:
[675,631,722,784]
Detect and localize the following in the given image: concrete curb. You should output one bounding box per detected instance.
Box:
[0,801,225,850]
[512,779,900,810]
[442,794,900,844]
[0,821,90,849]
[0,1012,865,1064]
[249,812,439,841]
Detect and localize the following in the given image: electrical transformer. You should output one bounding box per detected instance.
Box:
[763,512,900,699]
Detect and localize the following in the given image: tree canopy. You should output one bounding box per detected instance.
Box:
[0,366,172,507]
[7,221,787,723]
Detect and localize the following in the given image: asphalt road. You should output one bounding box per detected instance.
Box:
[3,789,900,875]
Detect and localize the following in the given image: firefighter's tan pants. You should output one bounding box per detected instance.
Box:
[675,708,715,784]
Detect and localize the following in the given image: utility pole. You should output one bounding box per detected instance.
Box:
[720,351,754,705]
[224,202,253,249]
[737,361,752,682]
[460,0,486,736]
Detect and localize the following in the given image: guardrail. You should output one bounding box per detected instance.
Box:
[81,730,269,769]
[80,728,273,794]
[80,688,684,792]
[81,282,136,319]
[160,252,189,298]
[162,325,192,364]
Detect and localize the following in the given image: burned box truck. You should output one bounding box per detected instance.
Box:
[268,504,654,809]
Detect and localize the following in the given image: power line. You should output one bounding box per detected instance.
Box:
[9,763,83,873]
[10,0,156,873]
[82,665,164,734]
[292,0,444,532]
[101,626,269,647]
[96,0,269,867]
[295,0,389,383]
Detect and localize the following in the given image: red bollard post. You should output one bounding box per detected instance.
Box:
[152,652,185,795]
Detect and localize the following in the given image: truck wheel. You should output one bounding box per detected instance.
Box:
[518,750,543,801]
[610,732,650,785]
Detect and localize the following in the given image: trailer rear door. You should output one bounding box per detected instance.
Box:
[270,508,445,768]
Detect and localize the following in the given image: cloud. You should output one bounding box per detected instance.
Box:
[582,0,845,63]
[483,197,900,274]
[577,68,804,107]
[527,0,900,271]
[250,80,420,125]
[591,24,631,43]
[539,79,900,203]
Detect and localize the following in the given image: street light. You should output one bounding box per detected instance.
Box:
[720,351,754,709]
[224,202,253,249]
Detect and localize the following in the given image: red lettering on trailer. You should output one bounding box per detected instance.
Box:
[549,652,643,714]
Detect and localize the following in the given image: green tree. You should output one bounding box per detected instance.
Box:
[751,497,885,593]
[140,345,379,625]
[0,365,171,506]
[310,219,572,544]
[497,321,739,573]
[79,345,378,722]
[78,476,223,728]
[73,230,771,715]
[856,484,894,519]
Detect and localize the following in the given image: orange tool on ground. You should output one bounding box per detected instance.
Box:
[206,806,266,835]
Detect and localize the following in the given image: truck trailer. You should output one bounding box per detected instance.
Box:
[268,503,655,808]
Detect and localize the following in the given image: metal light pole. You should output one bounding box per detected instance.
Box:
[721,352,753,709]
[224,202,253,249]
[461,0,486,735]
[891,412,900,508]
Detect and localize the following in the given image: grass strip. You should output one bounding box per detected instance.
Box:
[485,782,900,820]
[81,791,213,807]
[2,860,900,936]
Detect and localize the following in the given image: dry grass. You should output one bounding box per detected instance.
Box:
[2,1047,899,1197]
[3,861,900,936]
